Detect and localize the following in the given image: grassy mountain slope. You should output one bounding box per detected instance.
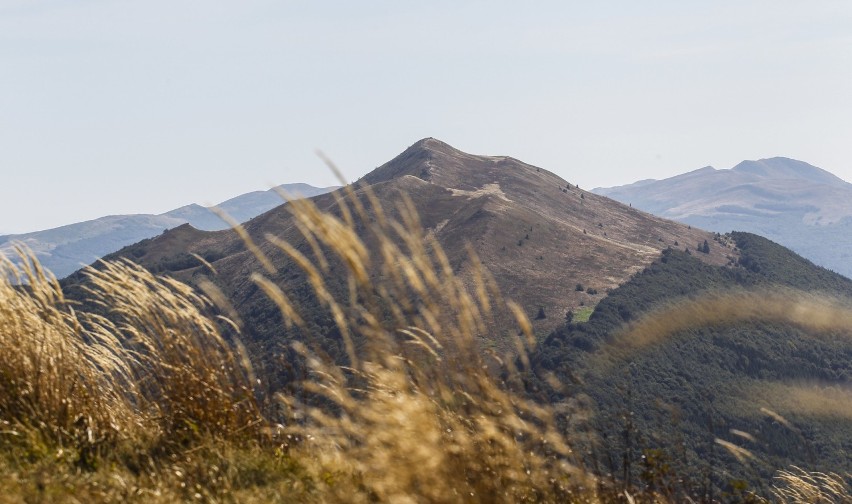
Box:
[72,139,732,367]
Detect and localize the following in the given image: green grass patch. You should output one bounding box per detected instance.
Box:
[573,305,594,322]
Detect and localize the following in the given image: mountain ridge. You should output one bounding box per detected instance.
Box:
[731,157,848,187]
[1,183,337,279]
[75,138,733,362]
[593,157,852,277]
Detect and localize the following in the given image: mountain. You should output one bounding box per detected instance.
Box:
[0,183,336,279]
[66,138,729,379]
[61,139,852,490]
[593,157,852,277]
[163,182,335,230]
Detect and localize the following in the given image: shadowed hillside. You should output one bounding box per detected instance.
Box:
[531,231,852,494]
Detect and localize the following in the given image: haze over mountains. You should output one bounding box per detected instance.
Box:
[594,157,852,277]
[0,183,336,279]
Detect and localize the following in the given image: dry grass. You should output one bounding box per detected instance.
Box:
[772,467,852,503]
[607,289,852,357]
[0,187,598,502]
[0,249,133,461]
[1,182,850,502]
[756,383,852,421]
[0,245,268,499]
[82,259,263,446]
[262,187,596,502]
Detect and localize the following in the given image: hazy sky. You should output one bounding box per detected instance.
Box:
[2,1,851,234]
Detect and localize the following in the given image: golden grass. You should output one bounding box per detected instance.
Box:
[772,467,852,503]
[756,383,852,421]
[0,248,133,460]
[608,288,852,356]
[0,246,262,472]
[259,188,596,502]
[0,187,598,502]
[82,259,263,445]
[2,181,851,502]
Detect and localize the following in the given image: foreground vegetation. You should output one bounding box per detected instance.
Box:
[1,189,850,502]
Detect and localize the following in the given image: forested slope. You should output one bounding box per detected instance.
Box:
[531,232,852,495]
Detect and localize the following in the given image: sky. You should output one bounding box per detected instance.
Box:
[2,1,851,234]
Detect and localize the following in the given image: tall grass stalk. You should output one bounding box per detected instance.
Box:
[258,189,595,502]
[0,249,133,459]
[82,258,263,445]
[772,467,852,503]
[2,181,850,501]
[0,247,262,461]
[609,289,852,356]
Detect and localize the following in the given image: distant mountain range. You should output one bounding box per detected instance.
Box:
[593,157,852,277]
[0,183,337,279]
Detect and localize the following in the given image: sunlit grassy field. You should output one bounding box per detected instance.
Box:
[0,188,849,503]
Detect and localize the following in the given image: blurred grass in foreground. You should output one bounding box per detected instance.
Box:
[0,185,849,503]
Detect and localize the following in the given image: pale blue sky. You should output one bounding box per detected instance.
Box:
[2,1,851,234]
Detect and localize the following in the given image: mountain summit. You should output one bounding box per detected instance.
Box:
[88,138,732,348]
[363,137,529,188]
[730,157,847,187]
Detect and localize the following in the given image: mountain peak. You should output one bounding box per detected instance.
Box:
[731,157,847,187]
[404,137,465,157]
[362,138,550,193]
[410,136,444,148]
[362,138,473,186]
[107,138,728,349]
